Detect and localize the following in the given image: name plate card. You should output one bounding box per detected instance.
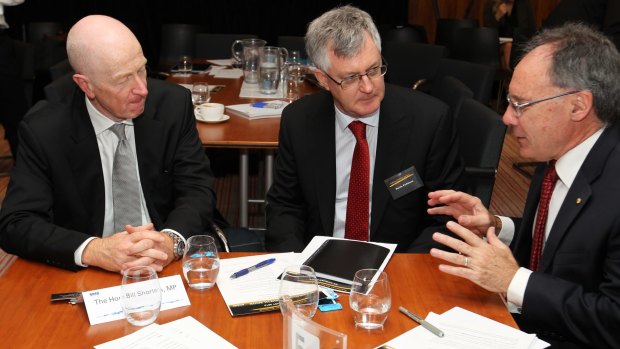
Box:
[83,274,190,325]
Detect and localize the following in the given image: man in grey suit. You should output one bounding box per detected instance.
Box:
[266,6,463,252]
[427,23,620,348]
[0,15,225,272]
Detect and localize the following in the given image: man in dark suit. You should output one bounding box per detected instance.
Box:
[427,23,620,348]
[265,5,463,252]
[0,15,224,272]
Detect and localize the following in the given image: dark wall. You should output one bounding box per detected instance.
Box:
[4,0,408,67]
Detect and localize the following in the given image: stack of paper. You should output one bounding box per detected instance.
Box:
[378,307,549,349]
[238,80,285,98]
[209,65,243,79]
[226,100,289,119]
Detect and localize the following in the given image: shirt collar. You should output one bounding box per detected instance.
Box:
[85,97,133,136]
[555,127,604,188]
[334,105,380,132]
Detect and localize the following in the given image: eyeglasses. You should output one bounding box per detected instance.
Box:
[323,64,388,90]
[506,90,581,117]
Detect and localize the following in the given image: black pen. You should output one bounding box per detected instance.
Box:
[229,258,276,279]
[399,306,445,338]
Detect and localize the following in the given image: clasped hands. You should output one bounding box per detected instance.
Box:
[427,190,519,293]
[82,223,175,273]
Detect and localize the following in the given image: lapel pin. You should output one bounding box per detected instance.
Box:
[576,198,582,204]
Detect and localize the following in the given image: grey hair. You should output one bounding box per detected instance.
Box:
[305,5,381,72]
[521,23,620,124]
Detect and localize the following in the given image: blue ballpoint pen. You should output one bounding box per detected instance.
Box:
[229,258,276,279]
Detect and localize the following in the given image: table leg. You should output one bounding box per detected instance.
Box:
[239,149,249,227]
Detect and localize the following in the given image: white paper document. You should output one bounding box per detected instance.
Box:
[207,58,233,66]
[94,316,237,349]
[238,80,285,98]
[82,275,191,325]
[226,100,289,119]
[209,65,243,79]
[216,252,298,316]
[378,307,549,349]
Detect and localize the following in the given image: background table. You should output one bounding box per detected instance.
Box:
[171,68,318,227]
[0,253,516,348]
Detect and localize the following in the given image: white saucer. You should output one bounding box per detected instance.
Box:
[196,114,230,124]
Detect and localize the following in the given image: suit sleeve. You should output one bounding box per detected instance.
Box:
[265,108,308,252]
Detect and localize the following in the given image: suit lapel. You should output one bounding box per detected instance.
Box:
[539,124,618,271]
[67,92,106,235]
[370,92,409,237]
[312,96,337,234]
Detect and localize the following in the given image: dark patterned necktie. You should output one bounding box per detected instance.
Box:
[345,121,370,241]
[110,123,141,234]
[529,160,558,271]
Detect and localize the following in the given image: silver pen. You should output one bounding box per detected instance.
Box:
[399,306,445,338]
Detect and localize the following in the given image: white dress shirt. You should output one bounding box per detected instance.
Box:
[332,105,380,239]
[498,128,604,310]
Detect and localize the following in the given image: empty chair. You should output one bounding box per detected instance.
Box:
[26,22,66,43]
[159,24,205,70]
[383,41,448,90]
[431,75,474,119]
[452,27,500,68]
[277,35,307,58]
[455,98,507,207]
[433,58,495,105]
[44,73,75,103]
[381,24,428,46]
[195,33,258,59]
[49,59,73,81]
[434,18,478,56]
[12,39,36,108]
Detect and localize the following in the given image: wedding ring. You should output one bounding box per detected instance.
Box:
[464,257,469,267]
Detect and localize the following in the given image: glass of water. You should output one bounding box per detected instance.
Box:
[182,235,220,291]
[278,265,319,319]
[121,266,161,326]
[177,55,193,76]
[191,83,210,106]
[349,269,391,331]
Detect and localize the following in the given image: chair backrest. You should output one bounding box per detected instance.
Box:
[26,22,66,43]
[282,298,347,349]
[455,98,507,206]
[435,18,478,55]
[434,58,495,105]
[383,41,448,89]
[277,35,307,58]
[431,75,474,120]
[159,24,205,70]
[44,73,76,103]
[381,24,428,46]
[49,59,74,81]
[12,39,36,107]
[195,33,258,59]
[452,27,500,69]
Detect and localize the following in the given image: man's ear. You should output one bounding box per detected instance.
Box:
[72,73,95,99]
[570,90,593,122]
[313,70,330,91]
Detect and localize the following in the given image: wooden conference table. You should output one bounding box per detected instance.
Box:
[170,65,319,227]
[0,253,516,348]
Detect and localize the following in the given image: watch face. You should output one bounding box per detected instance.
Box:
[176,240,186,256]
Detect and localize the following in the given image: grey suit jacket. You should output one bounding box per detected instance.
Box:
[511,123,620,348]
[266,83,463,252]
[0,79,222,271]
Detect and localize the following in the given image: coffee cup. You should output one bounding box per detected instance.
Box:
[196,103,225,121]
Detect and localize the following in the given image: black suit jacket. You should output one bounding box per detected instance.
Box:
[511,123,620,348]
[0,79,223,271]
[266,84,463,252]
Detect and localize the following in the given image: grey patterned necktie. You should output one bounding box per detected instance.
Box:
[110,123,141,234]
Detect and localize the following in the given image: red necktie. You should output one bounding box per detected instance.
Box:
[529,160,558,271]
[345,121,370,241]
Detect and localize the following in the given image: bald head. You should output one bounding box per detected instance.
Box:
[67,15,143,78]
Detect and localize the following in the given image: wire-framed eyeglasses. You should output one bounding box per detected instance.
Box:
[506,90,581,117]
[323,64,388,90]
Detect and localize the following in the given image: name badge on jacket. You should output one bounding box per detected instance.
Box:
[384,165,423,200]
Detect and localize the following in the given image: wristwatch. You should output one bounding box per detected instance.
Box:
[163,230,186,261]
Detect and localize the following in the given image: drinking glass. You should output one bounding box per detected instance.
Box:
[349,269,391,331]
[121,266,161,326]
[191,83,210,106]
[285,63,304,101]
[279,265,319,319]
[182,235,220,290]
[177,55,193,75]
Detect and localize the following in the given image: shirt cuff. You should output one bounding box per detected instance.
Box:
[160,228,187,246]
[496,216,515,245]
[74,237,98,267]
[507,267,533,310]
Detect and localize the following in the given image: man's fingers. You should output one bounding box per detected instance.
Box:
[127,230,165,243]
[432,230,473,256]
[445,221,484,247]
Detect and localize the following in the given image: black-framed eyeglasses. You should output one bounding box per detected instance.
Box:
[323,64,388,90]
[506,90,581,117]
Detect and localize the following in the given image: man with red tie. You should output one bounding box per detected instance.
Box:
[265,5,463,252]
[427,23,620,348]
